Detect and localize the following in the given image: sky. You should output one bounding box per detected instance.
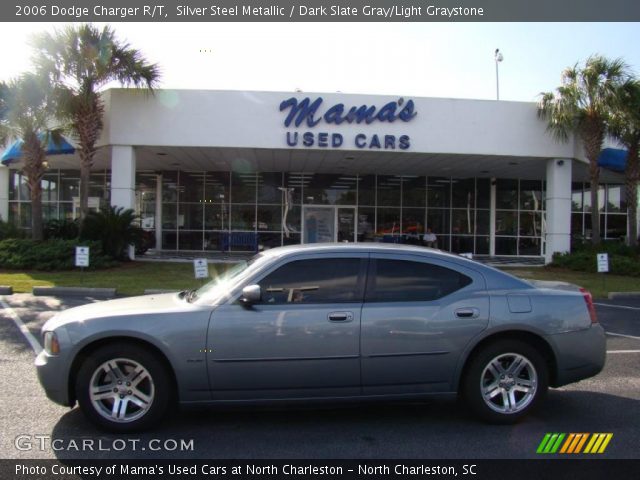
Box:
[1,22,639,102]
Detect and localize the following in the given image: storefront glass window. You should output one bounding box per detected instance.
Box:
[427,177,451,208]
[496,179,518,210]
[231,172,257,204]
[377,175,402,206]
[451,178,475,209]
[402,176,426,207]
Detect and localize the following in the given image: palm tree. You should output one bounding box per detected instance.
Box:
[31,24,160,229]
[609,80,640,247]
[538,55,630,245]
[0,82,9,146]
[2,74,62,240]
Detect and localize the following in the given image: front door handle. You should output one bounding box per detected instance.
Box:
[328,311,354,322]
[455,308,479,319]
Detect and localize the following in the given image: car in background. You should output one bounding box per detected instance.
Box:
[36,244,605,431]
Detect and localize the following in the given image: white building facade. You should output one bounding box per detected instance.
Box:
[0,89,631,262]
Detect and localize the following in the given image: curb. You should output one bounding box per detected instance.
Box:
[0,286,13,295]
[143,289,179,295]
[32,287,117,298]
[608,291,640,299]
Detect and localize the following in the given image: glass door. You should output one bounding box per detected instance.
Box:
[303,206,335,243]
[337,207,356,242]
[302,206,357,243]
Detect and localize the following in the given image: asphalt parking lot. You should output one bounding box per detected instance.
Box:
[0,293,638,460]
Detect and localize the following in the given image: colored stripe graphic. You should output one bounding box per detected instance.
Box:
[538,433,613,454]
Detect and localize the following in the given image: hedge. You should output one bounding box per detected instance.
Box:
[551,243,640,277]
[0,239,118,271]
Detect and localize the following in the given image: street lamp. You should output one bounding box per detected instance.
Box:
[495,48,503,100]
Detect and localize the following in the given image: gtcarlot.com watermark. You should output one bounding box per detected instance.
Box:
[15,434,194,452]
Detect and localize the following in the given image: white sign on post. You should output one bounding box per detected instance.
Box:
[75,246,89,267]
[193,258,209,279]
[597,253,609,273]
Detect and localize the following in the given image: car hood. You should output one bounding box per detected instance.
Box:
[43,292,198,331]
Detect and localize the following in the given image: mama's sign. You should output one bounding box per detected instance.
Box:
[279,96,416,150]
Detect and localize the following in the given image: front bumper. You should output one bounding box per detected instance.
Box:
[547,324,606,388]
[35,349,73,407]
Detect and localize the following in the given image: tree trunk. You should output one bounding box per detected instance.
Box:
[74,96,103,235]
[21,131,45,241]
[30,181,43,241]
[626,144,639,247]
[582,121,605,246]
[78,151,91,229]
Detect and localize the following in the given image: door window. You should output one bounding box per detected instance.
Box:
[258,258,363,304]
[366,259,471,302]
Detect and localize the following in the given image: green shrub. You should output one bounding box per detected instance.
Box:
[0,238,117,271]
[0,219,25,240]
[44,218,80,240]
[81,206,143,260]
[551,245,640,276]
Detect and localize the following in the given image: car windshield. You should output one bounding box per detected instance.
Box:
[188,253,266,303]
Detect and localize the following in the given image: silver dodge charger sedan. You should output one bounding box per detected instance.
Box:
[36,244,605,432]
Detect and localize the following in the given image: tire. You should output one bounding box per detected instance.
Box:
[462,340,548,424]
[75,343,172,432]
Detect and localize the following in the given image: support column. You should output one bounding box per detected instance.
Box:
[489,177,496,256]
[0,167,9,222]
[155,173,162,250]
[545,158,572,264]
[110,146,136,259]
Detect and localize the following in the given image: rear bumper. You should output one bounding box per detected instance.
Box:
[547,324,606,387]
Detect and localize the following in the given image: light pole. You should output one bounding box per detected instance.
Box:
[495,48,503,100]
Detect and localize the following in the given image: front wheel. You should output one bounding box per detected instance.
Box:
[75,343,172,432]
[462,340,548,424]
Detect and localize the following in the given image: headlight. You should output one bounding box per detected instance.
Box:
[43,331,60,355]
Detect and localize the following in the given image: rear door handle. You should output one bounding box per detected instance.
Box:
[455,308,479,319]
[328,311,354,322]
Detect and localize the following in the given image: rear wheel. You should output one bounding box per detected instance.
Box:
[75,343,172,432]
[462,340,548,424]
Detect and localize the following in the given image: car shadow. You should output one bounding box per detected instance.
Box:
[50,390,639,459]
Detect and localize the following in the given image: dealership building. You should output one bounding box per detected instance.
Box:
[0,89,633,263]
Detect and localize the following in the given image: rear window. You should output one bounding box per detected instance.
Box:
[366,259,472,302]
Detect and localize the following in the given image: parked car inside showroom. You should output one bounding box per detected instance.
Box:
[36,243,605,432]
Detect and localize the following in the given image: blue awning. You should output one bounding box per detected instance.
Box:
[598,148,627,173]
[1,133,75,166]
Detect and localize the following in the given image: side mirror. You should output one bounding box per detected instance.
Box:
[241,284,261,305]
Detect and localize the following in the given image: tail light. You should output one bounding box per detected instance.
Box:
[579,288,598,324]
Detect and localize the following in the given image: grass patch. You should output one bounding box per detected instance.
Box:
[0,261,235,296]
[502,267,640,298]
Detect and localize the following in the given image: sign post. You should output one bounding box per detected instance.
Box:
[193,258,209,283]
[597,253,609,292]
[75,246,89,274]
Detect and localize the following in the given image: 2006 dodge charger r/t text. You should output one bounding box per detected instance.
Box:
[36,244,606,431]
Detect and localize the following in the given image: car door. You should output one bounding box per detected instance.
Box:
[207,253,367,400]
[361,254,489,395]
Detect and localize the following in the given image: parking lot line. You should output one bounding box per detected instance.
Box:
[595,303,640,311]
[607,350,640,354]
[606,331,640,341]
[0,298,42,354]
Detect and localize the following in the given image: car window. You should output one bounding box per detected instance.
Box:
[194,253,267,302]
[366,259,472,302]
[258,258,362,305]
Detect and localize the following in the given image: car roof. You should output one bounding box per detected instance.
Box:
[263,242,454,258]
